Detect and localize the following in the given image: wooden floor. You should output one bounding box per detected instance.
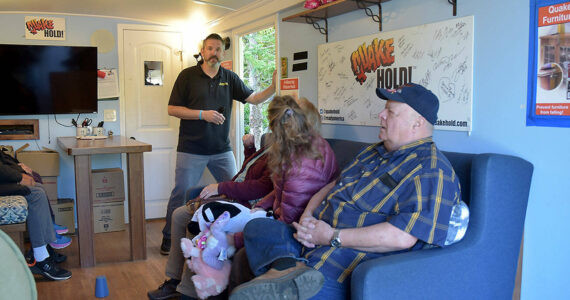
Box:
[35,219,169,300]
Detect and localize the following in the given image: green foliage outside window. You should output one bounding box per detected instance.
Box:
[242,27,275,144]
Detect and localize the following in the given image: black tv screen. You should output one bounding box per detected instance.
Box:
[0,44,98,115]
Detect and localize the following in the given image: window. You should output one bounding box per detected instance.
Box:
[241,27,276,149]
[231,16,278,164]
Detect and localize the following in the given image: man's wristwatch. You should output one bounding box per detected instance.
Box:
[330,229,342,248]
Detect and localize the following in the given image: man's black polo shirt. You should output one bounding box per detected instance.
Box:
[168,64,253,155]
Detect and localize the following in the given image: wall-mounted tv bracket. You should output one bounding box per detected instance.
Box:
[448,0,457,16]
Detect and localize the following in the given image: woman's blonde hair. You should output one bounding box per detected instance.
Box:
[297,97,321,132]
[267,95,322,176]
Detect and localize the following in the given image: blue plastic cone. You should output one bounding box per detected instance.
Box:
[95,275,109,298]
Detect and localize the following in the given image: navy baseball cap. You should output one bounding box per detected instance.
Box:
[376,83,439,125]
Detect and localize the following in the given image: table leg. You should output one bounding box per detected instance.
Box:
[127,152,147,260]
[74,155,95,267]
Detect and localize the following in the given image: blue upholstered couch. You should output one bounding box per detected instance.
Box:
[325,139,534,300]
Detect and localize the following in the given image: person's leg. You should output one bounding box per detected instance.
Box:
[25,187,56,248]
[176,264,199,299]
[206,150,238,184]
[33,184,71,249]
[33,182,56,222]
[161,152,208,254]
[25,187,72,281]
[243,218,304,276]
[166,206,194,280]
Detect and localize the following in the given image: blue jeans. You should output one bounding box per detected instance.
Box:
[162,151,237,239]
[243,218,350,300]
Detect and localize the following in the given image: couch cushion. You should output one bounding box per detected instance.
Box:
[325,139,370,170]
[441,151,472,205]
[0,196,28,225]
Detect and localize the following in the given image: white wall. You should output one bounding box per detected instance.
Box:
[277,0,567,299]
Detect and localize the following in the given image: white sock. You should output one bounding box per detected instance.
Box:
[33,245,49,262]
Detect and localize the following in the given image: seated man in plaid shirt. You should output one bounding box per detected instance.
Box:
[230,83,466,300]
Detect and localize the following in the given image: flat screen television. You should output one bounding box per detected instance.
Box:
[0,44,98,115]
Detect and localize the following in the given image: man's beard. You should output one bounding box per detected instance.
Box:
[206,56,220,65]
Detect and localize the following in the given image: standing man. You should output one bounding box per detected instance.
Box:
[161,33,277,254]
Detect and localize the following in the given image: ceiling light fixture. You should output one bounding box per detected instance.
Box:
[193,0,236,11]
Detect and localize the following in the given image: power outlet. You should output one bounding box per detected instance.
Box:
[104,109,117,122]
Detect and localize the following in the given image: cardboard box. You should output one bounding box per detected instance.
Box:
[52,198,75,234]
[93,202,125,233]
[42,176,58,202]
[17,149,60,176]
[92,168,125,203]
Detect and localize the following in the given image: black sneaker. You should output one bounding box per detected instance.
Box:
[148,279,181,300]
[48,245,67,263]
[28,258,72,281]
[160,237,171,255]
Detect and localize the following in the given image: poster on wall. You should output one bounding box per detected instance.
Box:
[25,16,66,40]
[527,0,570,127]
[97,69,119,99]
[318,16,474,132]
[280,78,299,99]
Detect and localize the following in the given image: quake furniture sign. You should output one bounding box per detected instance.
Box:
[318,16,474,132]
[25,16,66,40]
[527,0,570,127]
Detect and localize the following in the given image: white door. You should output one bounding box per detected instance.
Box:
[121,28,183,219]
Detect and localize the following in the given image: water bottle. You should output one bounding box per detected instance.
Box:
[445,200,469,246]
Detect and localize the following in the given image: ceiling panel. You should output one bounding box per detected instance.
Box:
[0,0,257,25]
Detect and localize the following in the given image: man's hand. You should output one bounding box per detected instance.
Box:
[242,134,255,148]
[293,216,334,248]
[20,173,35,186]
[199,184,219,199]
[202,110,225,125]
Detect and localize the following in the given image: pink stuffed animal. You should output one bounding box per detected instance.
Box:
[180,211,232,299]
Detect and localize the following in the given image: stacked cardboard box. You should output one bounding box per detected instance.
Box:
[92,168,126,233]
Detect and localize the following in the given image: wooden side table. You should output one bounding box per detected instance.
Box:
[57,136,152,267]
